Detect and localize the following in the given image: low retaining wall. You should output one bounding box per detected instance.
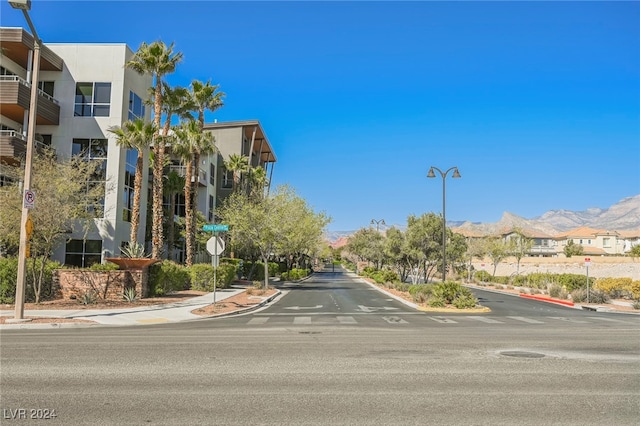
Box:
[53,269,148,301]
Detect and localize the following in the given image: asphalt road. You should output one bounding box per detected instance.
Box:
[1,266,639,425]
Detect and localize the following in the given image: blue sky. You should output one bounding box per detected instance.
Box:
[2,1,639,231]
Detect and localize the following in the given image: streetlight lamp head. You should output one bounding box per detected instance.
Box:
[8,0,31,10]
[427,168,436,178]
[452,168,461,178]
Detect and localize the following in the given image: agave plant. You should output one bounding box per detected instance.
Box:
[122,287,138,303]
[120,242,149,259]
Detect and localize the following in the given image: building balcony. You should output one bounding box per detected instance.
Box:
[0,130,53,165]
[0,75,60,125]
[169,165,207,187]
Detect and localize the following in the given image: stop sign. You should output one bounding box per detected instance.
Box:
[206,236,225,255]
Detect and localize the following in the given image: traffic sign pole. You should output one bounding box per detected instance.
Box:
[585,257,591,303]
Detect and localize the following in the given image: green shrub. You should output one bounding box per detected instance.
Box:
[474,270,492,282]
[0,257,18,303]
[0,257,61,303]
[556,274,588,291]
[281,268,310,281]
[588,289,610,304]
[90,262,119,271]
[453,293,478,309]
[148,261,190,296]
[570,288,587,303]
[429,296,446,307]
[548,284,568,299]
[594,277,633,299]
[242,261,279,281]
[188,263,236,291]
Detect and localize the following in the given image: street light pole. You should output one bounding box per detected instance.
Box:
[10,0,40,320]
[427,166,461,282]
[370,219,385,232]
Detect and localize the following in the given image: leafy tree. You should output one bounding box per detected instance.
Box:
[403,213,443,284]
[0,150,104,302]
[507,228,533,275]
[629,244,640,259]
[487,237,509,276]
[126,40,183,259]
[564,240,584,257]
[108,118,155,245]
[463,237,488,282]
[384,227,410,282]
[345,227,384,268]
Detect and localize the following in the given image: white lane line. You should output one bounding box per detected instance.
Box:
[293,316,312,325]
[547,316,590,324]
[247,317,269,325]
[507,316,545,324]
[585,316,628,323]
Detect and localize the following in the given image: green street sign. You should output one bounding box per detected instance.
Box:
[203,224,229,232]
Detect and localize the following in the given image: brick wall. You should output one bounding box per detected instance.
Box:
[53,269,149,301]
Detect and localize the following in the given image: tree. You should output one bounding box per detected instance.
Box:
[189,79,225,129]
[507,228,533,275]
[247,166,268,199]
[564,240,584,257]
[126,40,183,259]
[0,150,105,302]
[345,227,385,268]
[403,213,444,284]
[463,237,488,282]
[173,120,216,266]
[225,154,249,193]
[487,237,509,276]
[108,118,155,245]
[163,170,185,262]
[384,227,410,282]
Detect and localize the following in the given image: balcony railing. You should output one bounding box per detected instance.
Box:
[0,75,60,105]
[169,165,207,186]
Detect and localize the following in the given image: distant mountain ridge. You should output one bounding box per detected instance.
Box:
[325,195,640,242]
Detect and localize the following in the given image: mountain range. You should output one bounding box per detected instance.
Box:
[325,195,640,243]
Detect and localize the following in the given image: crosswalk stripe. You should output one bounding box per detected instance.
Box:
[465,316,503,324]
[427,316,458,324]
[382,316,408,324]
[293,316,312,325]
[507,316,544,324]
[337,316,357,324]
[247,317,269,325]
[585,316,628,323]
[547,316,590,324]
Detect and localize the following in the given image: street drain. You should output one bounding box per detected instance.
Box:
[500,351,545,358]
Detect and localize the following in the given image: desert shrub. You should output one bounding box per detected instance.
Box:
[588,289,610,304]
[453,293,478,309]
[409,284,433,304]
[570,288,587,303]
[394,283,410,292]
[382,270,399,283]
[474,270,492,283]
[0,257,18,303]
[148,260,190,296]
[594,277,633,299]
[629,281,640,300]
[548,284,568,300]
[633,300,640,310]
[428,296,446,307]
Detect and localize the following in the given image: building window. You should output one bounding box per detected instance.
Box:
[72,138,108,212]
[122,148,137,222]
[209,195,214,221]
[603,238,611,248]
[38,81,55,97]
[65,239,102,267]
[210,163,215,186]
[75,82,111,117]
[222,168,233,189]
[128,91,145,120]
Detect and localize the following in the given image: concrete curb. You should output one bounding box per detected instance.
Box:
[519,293,575,307]
[193,289,283,319]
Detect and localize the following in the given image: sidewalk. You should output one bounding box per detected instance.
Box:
[0,287,270,330]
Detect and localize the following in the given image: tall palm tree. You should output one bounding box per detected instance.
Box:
[108,118,155,245]
[247,166,268,199]
[225,153,249,193]
[173,120,216,266]
[163,170,185,262]
[189,79,225,129]
[126,41,183,259]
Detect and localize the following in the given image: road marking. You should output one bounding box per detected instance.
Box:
[357,305,399,313]
[427,316,458,324]
[293,316,312,325]
[547,316,590,324]
[507,316,544,324]
[284,305,323,311]
[247,317,269,325]
[585,317,627,323]
[382,316,408,324]
[465,316,503,324]
[337,316,357,324]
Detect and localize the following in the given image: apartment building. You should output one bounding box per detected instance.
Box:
[1,27,152,266]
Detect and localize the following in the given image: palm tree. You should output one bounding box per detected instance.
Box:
[225,153,249,193]
[247,166,268,199]
[173,120,216,266]
[108,119,155,245]
[126,41,183,259]
[163,170,185,262]
[189,79,225,129]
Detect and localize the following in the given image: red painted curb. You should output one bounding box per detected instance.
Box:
[519,293,574,307]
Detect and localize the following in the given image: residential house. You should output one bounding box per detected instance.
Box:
[500,227,556,257]
[554,226,626,256]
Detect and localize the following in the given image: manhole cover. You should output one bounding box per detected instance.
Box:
[500,351,545,358]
